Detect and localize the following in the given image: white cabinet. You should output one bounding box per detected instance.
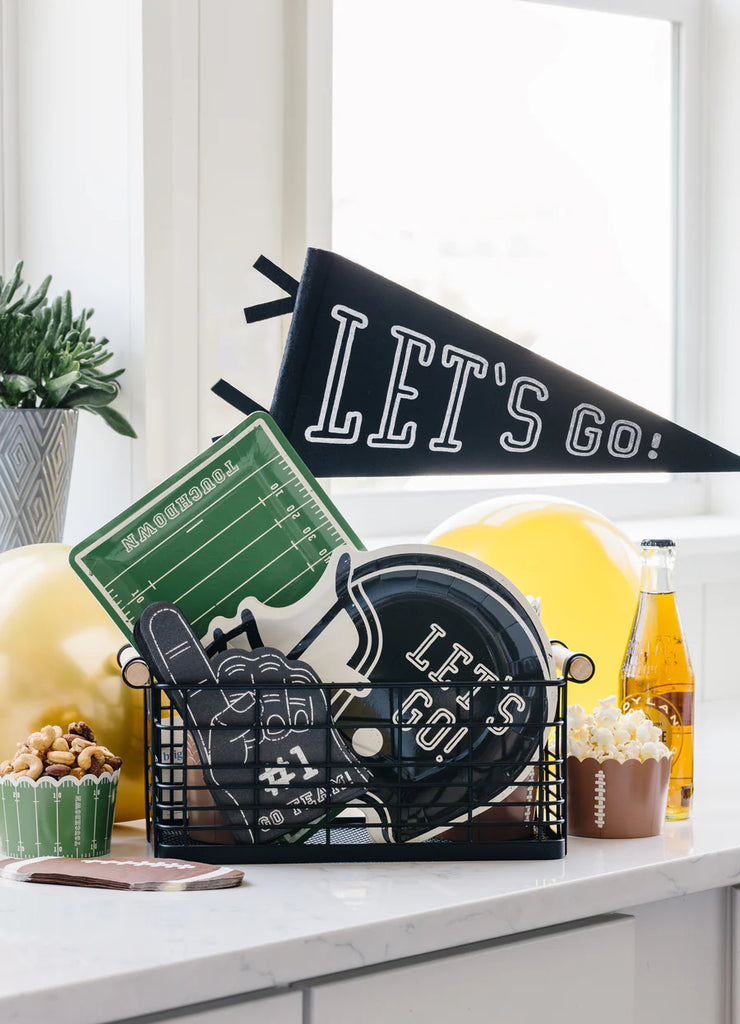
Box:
[114,888,733,1024]
[148,990,302,1024]
[309,914,635,1024]
[732,887,740,1024]
[625,889,728,1024]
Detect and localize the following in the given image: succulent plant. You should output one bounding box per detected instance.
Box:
[0,261,135,437]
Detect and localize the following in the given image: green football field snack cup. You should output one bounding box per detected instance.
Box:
[0,772,119,858]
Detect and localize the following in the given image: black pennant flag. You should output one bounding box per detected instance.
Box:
[241,248,740,477]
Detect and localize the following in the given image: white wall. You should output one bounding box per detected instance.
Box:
[197,0,285,444]
[132,0,286,486]
[10,0,140,544]
[706,0,740,517]
[5,0,288,540]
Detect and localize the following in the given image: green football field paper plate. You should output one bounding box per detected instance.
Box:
[70,412,364,644]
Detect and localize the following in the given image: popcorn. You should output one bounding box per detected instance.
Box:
[592,726,615,747]
[622,710,644,735]
[636,721,658,744]
[568,704,587,730]
[569,738,588,759]
[593,704,621,727]
[566,697,671,764]
[640,741,661,760]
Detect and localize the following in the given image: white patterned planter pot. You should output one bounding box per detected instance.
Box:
[0,408,78,552]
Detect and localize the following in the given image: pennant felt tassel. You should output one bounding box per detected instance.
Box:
[240,249,740,477]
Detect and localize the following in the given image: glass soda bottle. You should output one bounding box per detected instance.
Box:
[619,539,694,820]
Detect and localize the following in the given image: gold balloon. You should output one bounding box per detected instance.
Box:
[0,543,145,821]
[428,496,640,707]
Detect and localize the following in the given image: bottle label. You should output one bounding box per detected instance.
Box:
[622,691,693,761]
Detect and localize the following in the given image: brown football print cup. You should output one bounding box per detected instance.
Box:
[567,755,671,839]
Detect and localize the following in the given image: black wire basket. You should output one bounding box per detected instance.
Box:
[130,672,569,863]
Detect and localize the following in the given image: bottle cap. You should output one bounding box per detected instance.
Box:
[640,538,675,547]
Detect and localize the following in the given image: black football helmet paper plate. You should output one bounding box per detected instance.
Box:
[205,544,557,843]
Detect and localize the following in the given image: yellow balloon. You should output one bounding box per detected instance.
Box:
[0,543,145,821]
[428,496,640,707]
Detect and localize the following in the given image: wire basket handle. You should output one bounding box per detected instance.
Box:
[117,644,152,689]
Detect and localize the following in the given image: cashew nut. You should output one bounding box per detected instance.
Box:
[51,737,70,752]
[46,750,76,766]
[76,745,108,771]
[27,725,57,753]
[11,752,43,779]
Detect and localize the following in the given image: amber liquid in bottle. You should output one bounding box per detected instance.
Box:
[619,541,694,820]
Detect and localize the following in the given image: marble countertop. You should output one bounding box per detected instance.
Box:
[2,700,739,1024]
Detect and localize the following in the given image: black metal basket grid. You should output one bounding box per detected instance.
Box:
[136,674,569,863]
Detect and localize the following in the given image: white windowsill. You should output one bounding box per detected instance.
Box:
[619,515,740,586]
[360,514,740,590]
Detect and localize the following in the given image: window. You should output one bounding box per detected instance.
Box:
[334,0,673,417]
[5,1,707,544]
[320,0,705,537]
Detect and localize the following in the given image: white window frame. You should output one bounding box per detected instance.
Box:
[1,1,707,542]
[285,0,708,540]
